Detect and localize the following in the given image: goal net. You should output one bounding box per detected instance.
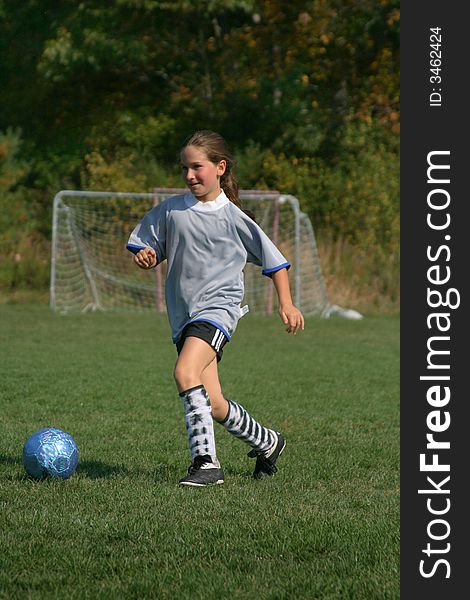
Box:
[50,189,330,316]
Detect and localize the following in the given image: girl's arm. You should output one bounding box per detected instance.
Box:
[271,268,305,335]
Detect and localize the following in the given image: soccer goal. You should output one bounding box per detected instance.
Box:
[50,188,333,316]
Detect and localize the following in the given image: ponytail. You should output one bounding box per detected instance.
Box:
[221,169,255,220]
[220,169,240,208]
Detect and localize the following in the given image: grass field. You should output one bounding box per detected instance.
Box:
[0,306,399,599]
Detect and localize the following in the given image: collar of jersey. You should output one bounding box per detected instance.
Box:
[184,190,229,212]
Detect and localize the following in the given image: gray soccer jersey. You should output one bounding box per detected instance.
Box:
[127,190,290,343]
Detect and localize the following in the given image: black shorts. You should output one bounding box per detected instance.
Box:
[175,321,229,363]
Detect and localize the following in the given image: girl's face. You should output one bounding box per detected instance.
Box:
[181,145,226,202]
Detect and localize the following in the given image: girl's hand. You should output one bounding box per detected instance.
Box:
[279,304,305,335]
[134,247,157,269]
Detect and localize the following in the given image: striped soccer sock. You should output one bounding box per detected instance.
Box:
[180,385,219,465]
[219,399,275,453]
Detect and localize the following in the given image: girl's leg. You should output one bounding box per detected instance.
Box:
[201,358,282,464]
[174,335,217,393]
[199,357,229,421]
[174,336,224,485]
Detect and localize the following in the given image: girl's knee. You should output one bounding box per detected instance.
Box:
[173,361,199,391]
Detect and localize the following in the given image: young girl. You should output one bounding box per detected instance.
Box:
[127,130,304,486]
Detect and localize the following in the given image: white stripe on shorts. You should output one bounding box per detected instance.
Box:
[215,331,225,351]
[211,329,220,347]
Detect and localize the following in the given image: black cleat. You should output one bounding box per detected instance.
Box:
[248,431,286,479]
[179,455,225,486]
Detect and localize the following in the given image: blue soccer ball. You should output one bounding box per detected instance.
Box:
[23,428,79,480]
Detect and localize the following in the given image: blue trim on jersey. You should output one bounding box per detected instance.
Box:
[186,319,231,341]
[126,243,146,255]
[262,262,291,277]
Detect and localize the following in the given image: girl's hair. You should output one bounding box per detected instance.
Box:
[181,130,241,208]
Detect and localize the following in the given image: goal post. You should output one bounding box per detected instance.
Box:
[50,188,332,316]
